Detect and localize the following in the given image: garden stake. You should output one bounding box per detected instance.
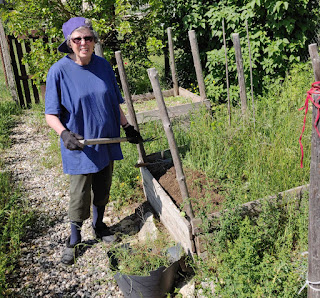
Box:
[222,19,231,126]
[147,67,195,221]
[115,50,147,163]
[188,30,206,100]
[232,33,247,115]
[298,81,320,168]
[167,27,179,97]
[305,43,320,297]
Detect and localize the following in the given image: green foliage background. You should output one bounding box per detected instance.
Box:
[156,0,319,104]
[1,0,319,100]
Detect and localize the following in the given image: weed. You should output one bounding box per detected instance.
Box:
[109,231,176,276]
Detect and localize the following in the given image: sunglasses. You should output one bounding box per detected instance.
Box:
[71,36,94,44]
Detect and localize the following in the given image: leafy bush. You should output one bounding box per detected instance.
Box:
[210,195,308,297]
[109,233,174,276]
[157,0,320,103]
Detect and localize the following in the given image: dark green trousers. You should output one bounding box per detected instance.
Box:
[68,161,114,222]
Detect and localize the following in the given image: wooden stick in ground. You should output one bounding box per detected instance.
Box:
[0,18,18,104]
[232,33,247,115]
[167,27,179,97]
[222,19,231,125]
[0,41,8,87]
[188,30,207,100]
[307,43,320,298]
[115,50,147,162]
[246,20,256,128]
[147,68,195,220]
[94,42,104,58]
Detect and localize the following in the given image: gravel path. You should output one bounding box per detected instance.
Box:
[2,110,142,297]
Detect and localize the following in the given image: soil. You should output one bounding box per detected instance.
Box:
[157,166,225,217]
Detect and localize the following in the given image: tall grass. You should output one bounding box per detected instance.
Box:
[174,63,313,296]
[113,62,313,212]
[177,63,313,207]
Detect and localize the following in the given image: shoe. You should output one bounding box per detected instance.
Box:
[92,223,116,243]
[61,237,81,265]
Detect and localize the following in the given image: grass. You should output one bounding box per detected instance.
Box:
[0,97,35,295]
[0,66,11,102]
[109,231,176,276]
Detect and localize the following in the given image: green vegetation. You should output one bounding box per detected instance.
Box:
[181,63,312,206]
[109,232,175,276]
[0,98,35,295]
[0,68,11,102]
[0,5,314,289]
[0,61,311,296]
[194,195,309,297]
[178,63,311,296]
[1,0,319,98]
[113,63,312,295]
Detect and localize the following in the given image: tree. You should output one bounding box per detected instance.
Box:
[1,0,319,99]
[154,0,320,104]
[0,0,163,90]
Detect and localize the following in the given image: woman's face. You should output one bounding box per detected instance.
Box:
[69,27,95,64]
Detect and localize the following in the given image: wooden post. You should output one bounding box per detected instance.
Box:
[24,40,40,103]
[188,30,206,100]
[222,19,231,126]
[115,50,147,163]
[147,68,195,220]
[232,33,247,115]
[94,42,104,58]
[8,36,24,106]
[15,39,31,106]
[0,41,8,87]
[167,27,179,96]
[0,18,18,103]
[307,43,320,298]
[246,20,256,127]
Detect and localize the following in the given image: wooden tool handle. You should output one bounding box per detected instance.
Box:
[79,137,128,145]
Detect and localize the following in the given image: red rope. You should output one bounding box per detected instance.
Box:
[299,81,320,168]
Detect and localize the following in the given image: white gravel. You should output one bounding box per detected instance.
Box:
[2,110,144,297]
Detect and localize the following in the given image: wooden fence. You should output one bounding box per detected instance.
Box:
[7,35,41,106]
[0,19,41,107]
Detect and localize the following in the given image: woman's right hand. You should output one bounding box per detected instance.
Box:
[61,130,85,150]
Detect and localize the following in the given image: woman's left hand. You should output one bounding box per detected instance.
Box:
[123,125,143,144]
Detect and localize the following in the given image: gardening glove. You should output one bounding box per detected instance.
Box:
[61,130,85,151]
[123,124,143,144]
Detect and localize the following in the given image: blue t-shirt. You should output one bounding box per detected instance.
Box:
[45,54,124,175]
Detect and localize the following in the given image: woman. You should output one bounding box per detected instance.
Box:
[45,17,142,265]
